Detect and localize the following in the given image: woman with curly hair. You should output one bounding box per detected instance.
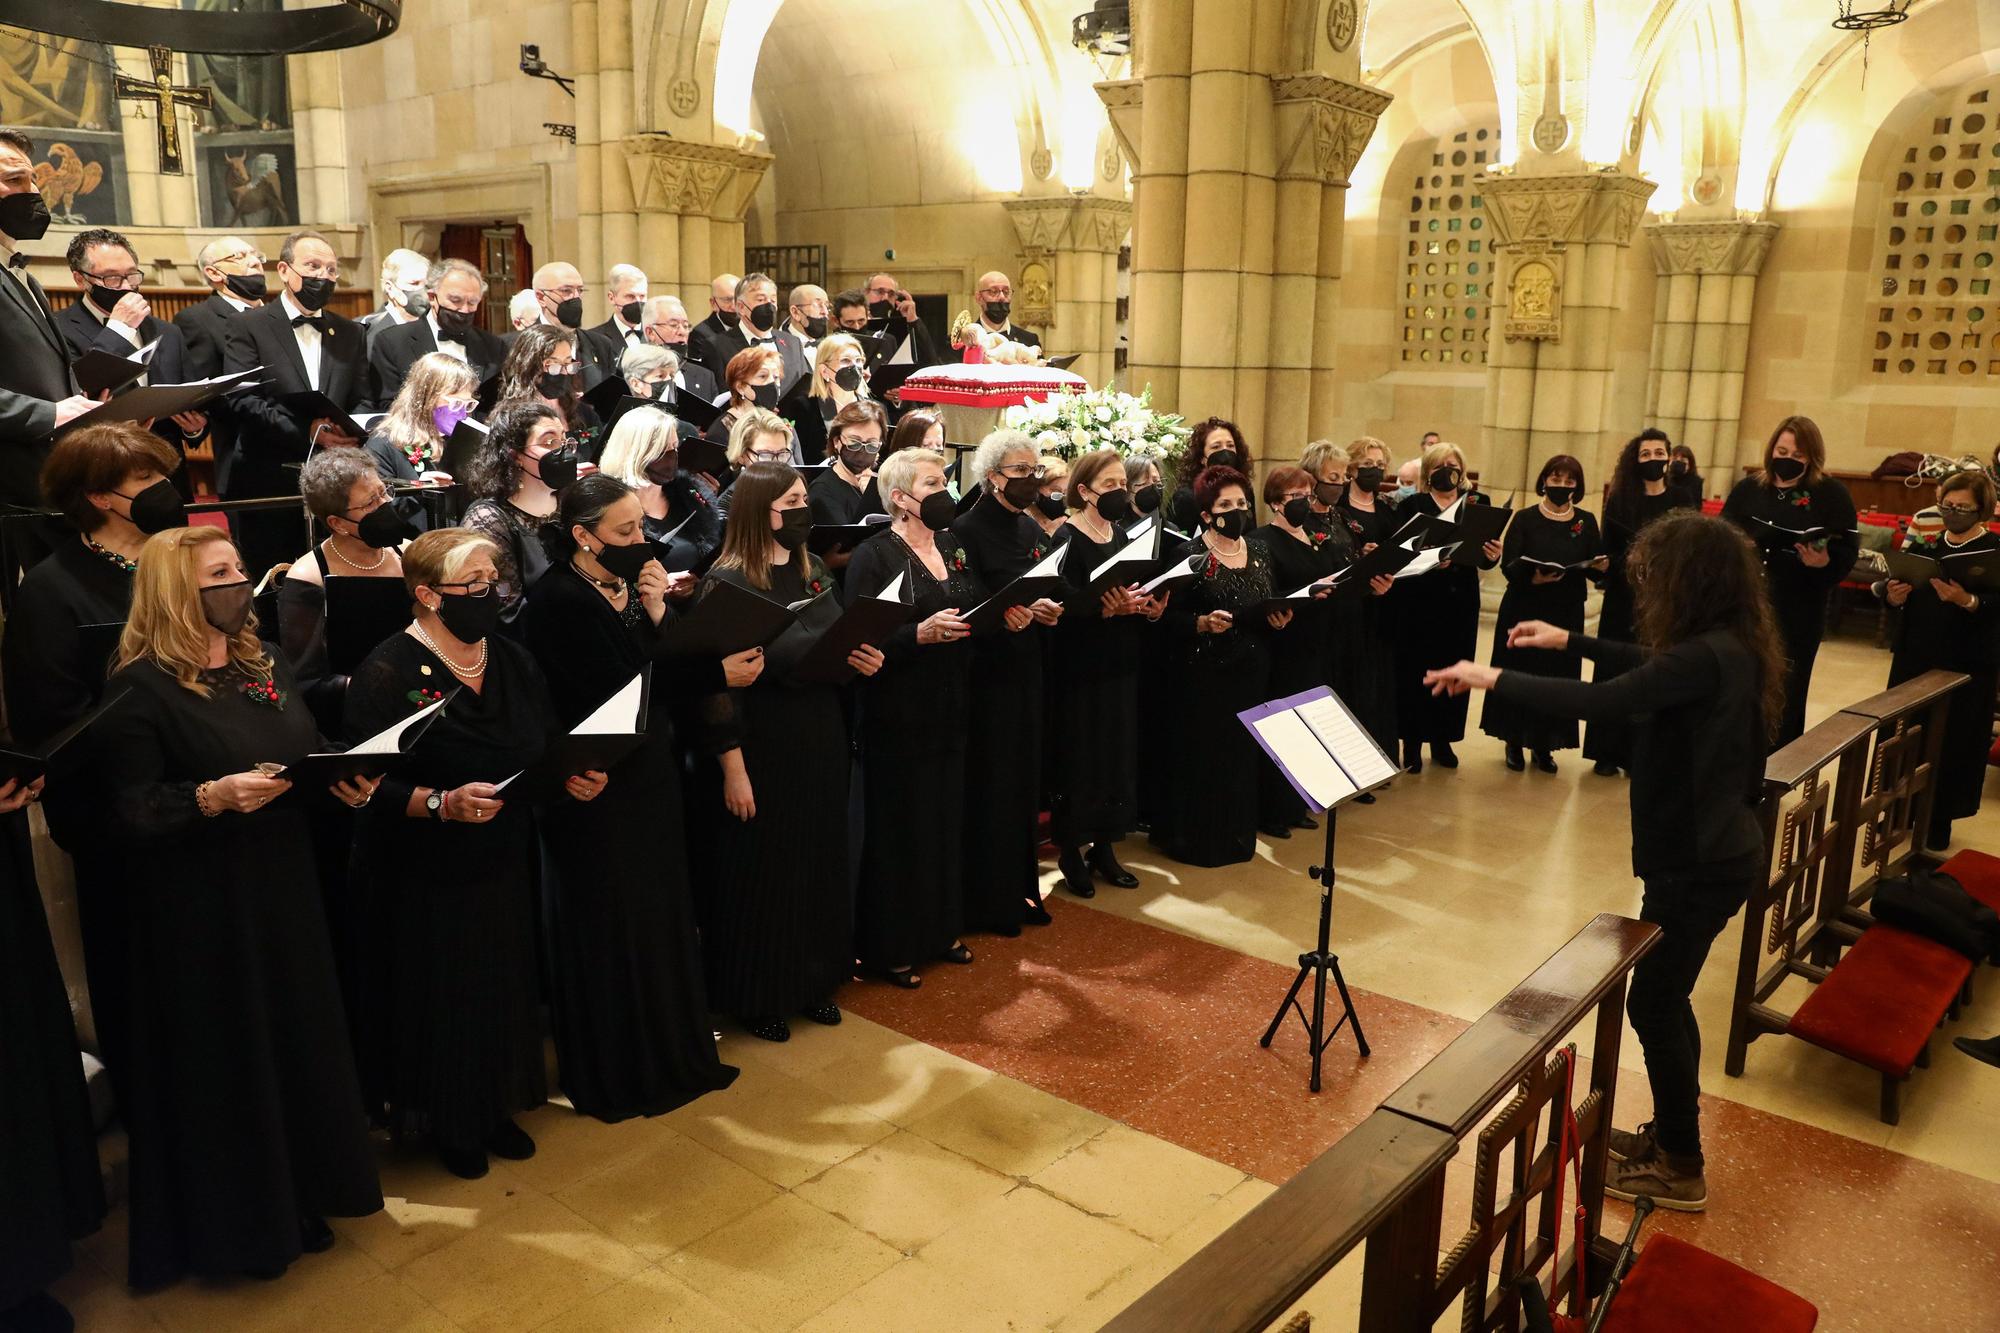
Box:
[1166,416,1254,533]
[494,323,588,433]
[460,400,580,628]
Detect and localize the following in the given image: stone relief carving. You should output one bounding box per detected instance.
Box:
[1645,220,1779,277]
[1272,74,1393,187]
[620,134,772,219]
[1504,247,1562,341]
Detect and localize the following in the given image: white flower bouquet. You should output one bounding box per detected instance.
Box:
[1001,386,1190,463]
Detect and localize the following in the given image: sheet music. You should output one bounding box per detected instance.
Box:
[1020,545,1066,581]
[873,571,906,603]
[353,693,451,755]
[1297,693,1399,789]
[575,673,645,735]
[1393,546,1446,580]
[1141,554,1195,595]
[129,338,160,365]
[1124,515,1155,542]
[1251,712,1358,808]
[1435,494,1465,525]
[1090,530,1156,584]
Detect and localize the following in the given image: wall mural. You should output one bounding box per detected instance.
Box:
[183,0,295,229]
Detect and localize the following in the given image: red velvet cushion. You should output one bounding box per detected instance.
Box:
[1600,1234,1817,1333]
[1787,926,1972,1076]
[1940,849,2000,914]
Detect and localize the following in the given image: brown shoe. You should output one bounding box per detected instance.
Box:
[1604,1146,1707,1213]
[1606,1121,1656,1163]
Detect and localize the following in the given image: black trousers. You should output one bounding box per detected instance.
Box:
[1629,854,1759,1160]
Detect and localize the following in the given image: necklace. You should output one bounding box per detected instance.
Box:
[329,536,387,571]
[571,559,625,594]
[82,533,137,573]
[1539,501,1573,521]
[410,620,487,679]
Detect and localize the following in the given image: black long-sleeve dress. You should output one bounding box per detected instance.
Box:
[345,633,553,1151]
[1150,537,1278,867]
[951,495,1054,933]
[1255,521,1342,826]
[1047,525,1145,849]
[1583,486,1697,768]
[0,809,105,1314]
[686,557,855,1018]
[522,567,739,1120]
[847,528,978,967]
[643,473,724,574]
[1481,506,1602,752]
[1332,497,1400,749]
[1721,476,1858,746]
[99,654,382,1289]
[1879,529,2000,845]
[1393,494,1498,748]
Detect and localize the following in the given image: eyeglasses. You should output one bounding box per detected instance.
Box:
[538,284,586,300]
[542,360,581,376]
[997,462,1047,479]
[748,448,793,465]
[84,267,145,290]
[838,441,882,457]
[434,580,512,599]
[1938,503,1981,516]
[290,260,339,279]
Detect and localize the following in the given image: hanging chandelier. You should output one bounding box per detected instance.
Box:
[1831,0,1910,86]
[0,0,400,54]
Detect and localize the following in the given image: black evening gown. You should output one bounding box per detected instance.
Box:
[1721,476,1858,746]
[848,528,978,967]
[0,809,105,1313]
[1883,530,2000,844]
[1332,498,1401,749]
[99,655,382,1288]
[1047,525,1144,849]
[1392,494,1497,747]
[686,558,856,1017]
[1481,506,1602,752]
[2,536,134,1104]
[345,634,554,1150]
[1583,487,1696,767]
[463,499,556,632]
[951,495,1054,933]
[522,566,739,1121]
[1150,538,1277,867]
[1255,521,1342,826]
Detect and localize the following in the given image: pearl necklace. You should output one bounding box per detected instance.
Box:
[411,620,487,679]
[329,536,387,571]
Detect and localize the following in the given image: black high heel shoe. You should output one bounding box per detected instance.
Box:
[1432,742,1459,769]
[876,966,922,990]
[1505,746,1525,772]
[1057,846,1095,898]
[1088,844,1139,888]
[1532,750,1558,775]
[1258,821,1293,839]
[1402,741,1423,774]
[1023,895,1053,925]
[1592,760,1620,777]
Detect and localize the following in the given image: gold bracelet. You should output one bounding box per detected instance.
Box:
[195,781,220,817]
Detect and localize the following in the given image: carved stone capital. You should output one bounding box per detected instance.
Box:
[619,134,772,219]
[1095,78,1143,173]
[1002,196,1135,256]
[1476,171,1658,249]
[1645,219,1779,277]
[1271,73,1393,187]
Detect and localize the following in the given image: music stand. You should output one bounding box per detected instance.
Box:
[1238,686,1398,1092]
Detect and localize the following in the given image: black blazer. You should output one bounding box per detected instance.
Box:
[584,316,643,370]
[862,315,943,371]
[0,264,80,507]
[694,323,806,387]
[54,300,203,457]
[173,291,252,493]
[366,316,507,411]
[667,356,720,405]
[219,298,368,500]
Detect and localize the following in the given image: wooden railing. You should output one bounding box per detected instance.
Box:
[1103,914,1660,1333]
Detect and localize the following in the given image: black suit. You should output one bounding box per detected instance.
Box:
[695,323,805,387]
[0,260,80,508]
[174,291,253,495]
[221,297,368,576]
[54,299,203,471]
[663,353,720,406]
[585,316,644,370]
[366,316,507,411]
[863,314,944,371]
[686,310,735,379]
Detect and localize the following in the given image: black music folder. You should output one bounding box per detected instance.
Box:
[965,544,1068,634]
[501,669,651,797]
[282,390,371,443]
[71,339,160,397]
[277,689,455,786]
[0,684,129,786]
[808,517,890,555]
[791,572,917,684]
[53,368,262,438]
[656,579,797,658]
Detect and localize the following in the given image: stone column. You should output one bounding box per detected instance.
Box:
[618,135,772,297]
[1644,219,1778,472]
[570,0,605,304]
[1476,171,1657,492]
[1001,196,1133,389]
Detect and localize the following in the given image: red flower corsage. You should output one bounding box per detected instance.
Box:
[950,547,967,573]
[1569,518,1583,537]
[1787,491,1812,509]
[1030,544,1047,562]
[405,686,446,706]
[400,440,436,469]
[241,677,286,709]
[807,577,827,597]
[1204,553,1220,577]
[1307,528,1329,548]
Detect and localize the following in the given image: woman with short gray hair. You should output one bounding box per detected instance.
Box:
[618,343,678,400]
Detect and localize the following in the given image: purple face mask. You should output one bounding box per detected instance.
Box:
[432,403,474,438]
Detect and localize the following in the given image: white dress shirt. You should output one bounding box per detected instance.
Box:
[281,289,323,390]
[79,297,150,385]
[429,312,467,363]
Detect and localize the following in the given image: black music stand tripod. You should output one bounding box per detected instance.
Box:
[1260,800,1370,1093]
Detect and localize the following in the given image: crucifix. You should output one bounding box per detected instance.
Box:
[115,46,213,176]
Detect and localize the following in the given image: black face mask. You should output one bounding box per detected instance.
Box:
[552,296,584,328]
[867,299,893,321]
[752,382,780,410]
[1354,465,1384,492]
[1636,458,1668,483]
[1205,449,1239,472]
[354,503,418,549]
[1282,497,1314,528]
[773,506,814,551]
[85,283,128,315]
[1208,509,1251,539]
[1429,467,1461,492]
[906,490,956,532]
[222,271,267,301]
[294,275,336,311]
[803,315,828,340]
[643,451,679,485]
[1542,485,1579,507]
[436,307,476,338]
[589,534,656,583]
[117,478,185,534]
[834,365,864,393]
[1092,487,1131,523]
[1314,480,1344,507]
[1768,455,1807,485]
[619,300,643,326]
[839,444,878,474]
[1133,483,1163,514]
[983,300,1011,325]
[1941,505,1985,535]
[200,580,254,636]
[1668,458,1690,479]
[433,588,503,643]
[0,191,52,242]
[1035,493,1067,520]
[537,371,576,402]
[747,302,779,333]
[398,288,430,318]
[527,445,579,490]
[1001,474,1042,510]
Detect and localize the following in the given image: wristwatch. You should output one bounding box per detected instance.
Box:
[426,789,445,821]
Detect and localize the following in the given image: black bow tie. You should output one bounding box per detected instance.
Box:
[5,253,26,271]
[292,313,327,333]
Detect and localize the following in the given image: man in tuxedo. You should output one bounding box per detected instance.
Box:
[57,228,206,471]
[638,295,720,403]
[175,235,266,495]
[691,273,803,389]
[221,229,368,578]
[685,271,739,370]
[971,271,1042,350]
[862,271,944,369]
[783,283,829,364]
[357,247,431,345]
[585,264,648,366]
[0,129,97,508]
[367,257,506,409]
[531,260,614,387]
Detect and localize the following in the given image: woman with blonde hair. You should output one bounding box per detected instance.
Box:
[345,528,592,1178]
[364,350,477,504]
[596,402,721,573]
[98,525,382,1288]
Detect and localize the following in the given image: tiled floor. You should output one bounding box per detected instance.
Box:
[51,630,2000,1331]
